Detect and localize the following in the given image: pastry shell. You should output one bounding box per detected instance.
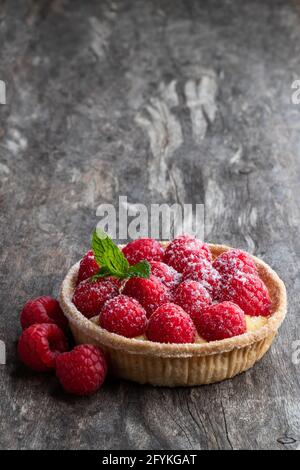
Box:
[59,244,287,386]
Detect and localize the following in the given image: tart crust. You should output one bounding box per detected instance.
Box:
[59,243,287,386]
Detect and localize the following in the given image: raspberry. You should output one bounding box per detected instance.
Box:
[213,249,257,277]
[56,345,107,396]
[77,251,120,287]
[194,301,247,342]
[18,323,68,372]
[20,296,68,330]
[167,234,210,252]
[218,272,271,317]
[149,261,181,290]
[123,275,171,317]
[99,295,147,338]
[77,250,99,283]
[122,238,164,265]
[146,303,196,344]
[182,259,221,298]
[163,235,211,273]
[73,278,119,319]
[173,280,211,322]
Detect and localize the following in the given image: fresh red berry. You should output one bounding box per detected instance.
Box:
[99,295,147,338]
[164,247,208,273]
[20,296,68,330]
[77,252,120,287]
[56,345,107,396]
[194,301,247,342]
[149,261,181,290]
[73,278,119,319]
[163,235,211,273]
[166,234,210,252]
[165,235,211,258]
[182,259,221,298]
[18,323,68,372]
[146,303,196,344]
[218,272,272,317]
[77,250,99,284]
[213,249,257,277]
[122,238,164,265]
[123,275,171,317]
[173,280,211,322]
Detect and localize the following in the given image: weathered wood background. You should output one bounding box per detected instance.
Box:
[0,0,300,450]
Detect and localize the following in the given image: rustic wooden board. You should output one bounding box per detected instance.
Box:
[0,0,300,450]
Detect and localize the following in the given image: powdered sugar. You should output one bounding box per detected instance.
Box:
[77,250,100,284]
[149,261,182,289]
[123,274,171,317]
[146,302,196,344]
[163,236,211,273]
[218,272,271,317]
[73,278,119,319]
[173,280,211,322]
[182,258,221,298]
[194,301,247,342]
[99,295,147,338]
[213,249,257,277]
[122,238,164,265]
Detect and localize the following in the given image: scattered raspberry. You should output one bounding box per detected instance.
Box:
[146,303,196,344]
[182,259,221,298]
[99,295,147,338]
[149,261,181,290]
[56,345,107,396]
[218,272,272,317]
[122,238,164,265]
[163,235,211,272]
[77,250,100,283]
[173,280,211,322]
[20,296,68,330]
[73,278,119,319]
[213,249,257,277]
[18,323,68,372]
[194,301,247,342]
[123,275,171,317]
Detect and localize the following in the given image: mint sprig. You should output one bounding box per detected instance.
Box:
[91,229,151,280]
[127,261,151,279]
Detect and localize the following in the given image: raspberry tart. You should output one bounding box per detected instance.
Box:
[60,235,287,386]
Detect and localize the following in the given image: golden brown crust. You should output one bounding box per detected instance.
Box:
[59,244,287,358]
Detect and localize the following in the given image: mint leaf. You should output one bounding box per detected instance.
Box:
[127,261,151,279]
[91,266,114,281]
[91,230,150,280]
[92,229,129,277]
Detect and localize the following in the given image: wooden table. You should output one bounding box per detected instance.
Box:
[0,0,299,450]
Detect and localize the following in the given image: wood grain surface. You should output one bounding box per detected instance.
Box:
[0,0,300,450]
